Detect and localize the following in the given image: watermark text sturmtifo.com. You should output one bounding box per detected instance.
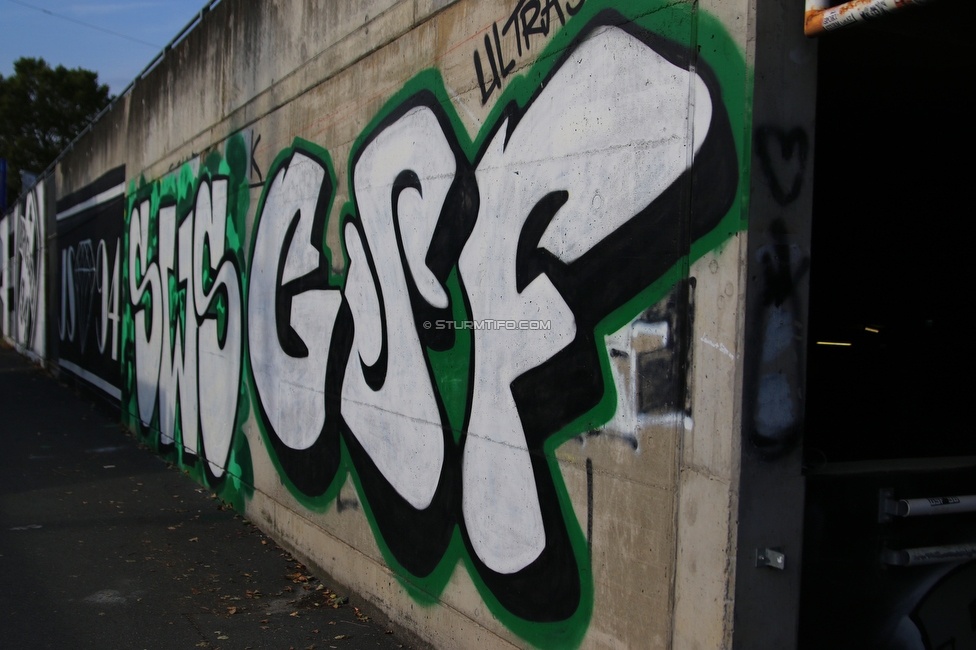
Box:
[423,319,552,330]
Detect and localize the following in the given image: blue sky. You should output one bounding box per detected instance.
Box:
[1,0,217,96]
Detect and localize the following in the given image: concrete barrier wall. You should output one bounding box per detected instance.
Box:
[25,1,756,647]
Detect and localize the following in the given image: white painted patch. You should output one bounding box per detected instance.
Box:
[56,183,125,221]
[600,322,641,448]
[633,320,669,352]
[597,317,675,449]
[58,358,121,400]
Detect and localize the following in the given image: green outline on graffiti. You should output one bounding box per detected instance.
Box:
[121,0,749,646]
[242,136,348,513]
[323,1,750,647]
[121,133,254,511]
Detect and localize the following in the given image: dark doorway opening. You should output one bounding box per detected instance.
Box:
[800,2,976,649]
[804,0,976,466]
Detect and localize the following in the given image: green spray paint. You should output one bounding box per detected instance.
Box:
[120,1,749,646]
[121,133,254,509]
[327,3,748,647]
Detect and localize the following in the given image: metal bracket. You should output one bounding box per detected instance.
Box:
[756,547,786,570]
[879,487,899,523]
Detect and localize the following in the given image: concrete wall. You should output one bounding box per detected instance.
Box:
[10,1,763,647]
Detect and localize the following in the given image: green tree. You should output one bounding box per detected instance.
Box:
[0,57,111,201]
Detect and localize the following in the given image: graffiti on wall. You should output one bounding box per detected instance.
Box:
[0,213,11,337]
[745,126,812,459]
[122,141,251,490]
[56,166,126,398]
[123,2,745,646]
[17,185,43,350]
[473,0,587,104]
[0,180,48,357]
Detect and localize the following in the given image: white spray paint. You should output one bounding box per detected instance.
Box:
[341,107,452,510]
[12,183,47,355]
[128,200,163,427]
[128,180,243,472]
[248,153,343,451]
[458,25,713,574]
[194,180,242,476]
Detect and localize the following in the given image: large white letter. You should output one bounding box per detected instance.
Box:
[194,179,242,476]
[128,201,162,426]
[341,106,454,510]
[248,152,342,451]
[459,25,713,574]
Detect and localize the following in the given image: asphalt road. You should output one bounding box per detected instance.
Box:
[0,343,417,650]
